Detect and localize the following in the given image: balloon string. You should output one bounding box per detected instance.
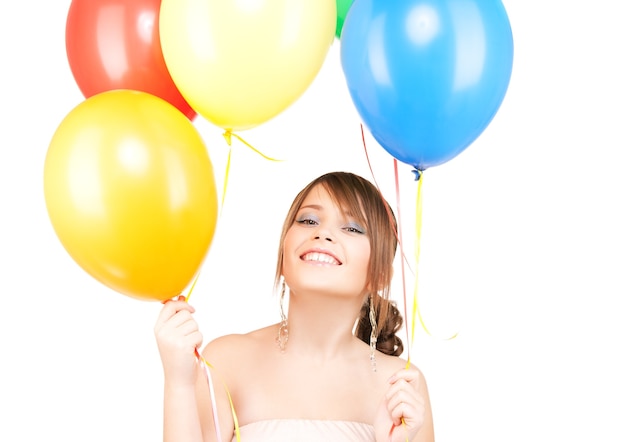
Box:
[196,348,223,441]
[194,349,241,442]
[221,130,283,210]
[184,275,241,442]
[223,130,283,162]
[388,420,410,442]
[185,128,282,439]
[358,124,413,364]
[184,273,201,303]
[221,146,232,211]
[392,160,410,441]
[407,164,424,349]
[405,164,459,343]
[359,123,456,364]
[411,170,433,338]
[392,160,412,367]
[359,126,415,276]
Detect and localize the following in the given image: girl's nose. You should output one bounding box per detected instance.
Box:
[313,227,334,242]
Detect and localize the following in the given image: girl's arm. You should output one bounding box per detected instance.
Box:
[155,297,205,442]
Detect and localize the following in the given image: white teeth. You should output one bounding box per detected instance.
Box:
[302,252,339,265]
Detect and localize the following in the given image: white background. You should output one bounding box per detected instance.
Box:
[1,1,625,441]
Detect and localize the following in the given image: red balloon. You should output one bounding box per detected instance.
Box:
[65,0,196,120]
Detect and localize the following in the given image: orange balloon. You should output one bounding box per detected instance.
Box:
[65,0,197,120]
[44,90,218,301]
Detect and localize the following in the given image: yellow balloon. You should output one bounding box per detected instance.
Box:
[44,90,219,302]
[160,0,336,131]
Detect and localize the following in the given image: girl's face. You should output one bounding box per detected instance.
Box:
[282,184,371,298]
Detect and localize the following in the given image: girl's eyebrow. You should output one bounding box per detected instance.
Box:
[298,204,323,211]
[299,203,359,221]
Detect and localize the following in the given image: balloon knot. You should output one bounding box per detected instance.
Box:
[222,130,233,146]
[412,169,423,181]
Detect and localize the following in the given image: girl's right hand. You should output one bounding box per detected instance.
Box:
[154,295,203,387]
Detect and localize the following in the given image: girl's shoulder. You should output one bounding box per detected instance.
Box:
[201,324,277,363]
[376,351,425,380]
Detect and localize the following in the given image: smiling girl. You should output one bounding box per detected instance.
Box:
[155,172,434,442]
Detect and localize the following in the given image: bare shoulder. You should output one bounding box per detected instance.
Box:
[200,324,277,365]
[377,353,429,386]
[198,325,279,408]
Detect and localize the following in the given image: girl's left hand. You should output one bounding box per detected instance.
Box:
[374,367,426,442]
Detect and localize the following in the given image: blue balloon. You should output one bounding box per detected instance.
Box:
[340,0,514,171]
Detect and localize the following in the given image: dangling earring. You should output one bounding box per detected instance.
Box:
[276,277,289,352]
[369,294,378,372]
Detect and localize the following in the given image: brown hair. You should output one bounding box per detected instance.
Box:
[274,171,403,356]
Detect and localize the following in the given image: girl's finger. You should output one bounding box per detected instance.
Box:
[154,300,195,332]
[388,367,422,386]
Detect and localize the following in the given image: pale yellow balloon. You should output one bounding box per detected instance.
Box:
[160,0,336,131]
[44,90,219,302]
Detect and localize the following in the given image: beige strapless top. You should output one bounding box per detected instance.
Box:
[232,419,375,441]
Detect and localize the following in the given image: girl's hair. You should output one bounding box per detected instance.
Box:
[274,171,403,356]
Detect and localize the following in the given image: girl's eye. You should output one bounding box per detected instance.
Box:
[294,214,364,234]
[295,217,318,226]
[344,223,365,234]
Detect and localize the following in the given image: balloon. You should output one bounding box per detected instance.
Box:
[160,0,336,131]
[65,0,196,120]
[340,0,514,171]
[44,90,218,302]
[335,0,354,38]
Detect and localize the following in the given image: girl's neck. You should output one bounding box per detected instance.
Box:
[283,290,365,360]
